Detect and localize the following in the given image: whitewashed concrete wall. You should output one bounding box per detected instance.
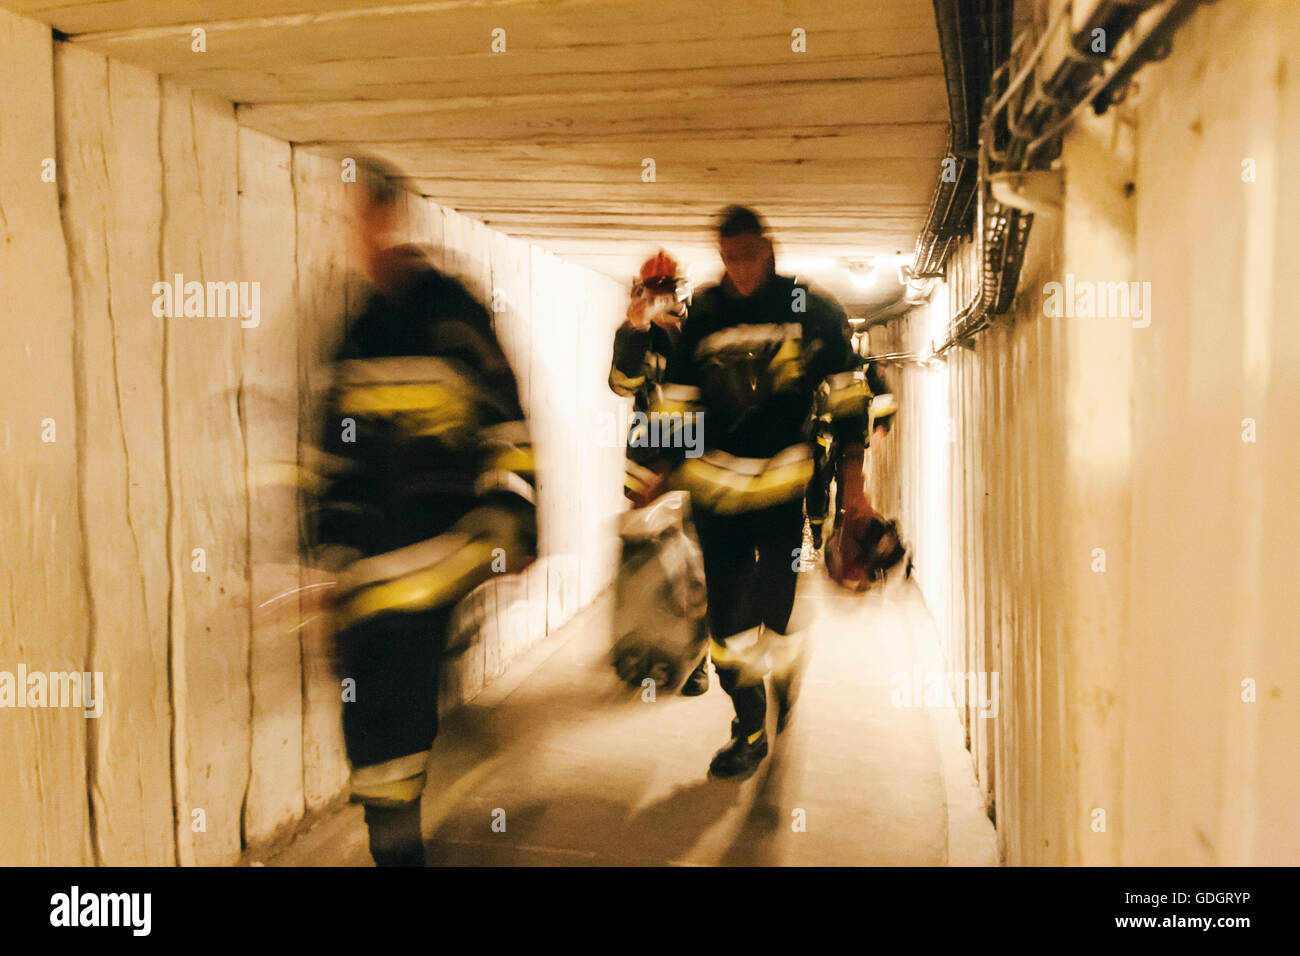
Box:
[873,0,1300,865]
[0,7,627,865]
[0,9,95,867]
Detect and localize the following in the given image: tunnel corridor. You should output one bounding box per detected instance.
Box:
[268,570,997,867]
[1,0,1297,876]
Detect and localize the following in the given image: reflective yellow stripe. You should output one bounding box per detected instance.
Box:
[609,367,646,395]
[710,627,773,686]
[674,448,813,515]
[485,446,534,476]
[824,373,869,418]
[481,421,534,478]
[768,338,804,393]
[338,383,478,440]
[334,540,497,629]
[709,638,738,663]
[654,399,702,417]
[349,751,430,804]
[351,773,426,804]
[869,393,898,420]
[338,383,452,414]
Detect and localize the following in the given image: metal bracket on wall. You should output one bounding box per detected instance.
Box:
[989,169,1064,218]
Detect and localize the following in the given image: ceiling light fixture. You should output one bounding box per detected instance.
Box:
[845,256,878,289]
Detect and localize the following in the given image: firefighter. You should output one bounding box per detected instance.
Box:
[647,205,885,779]
[807,354,895,549]
[608,251,711,696]
[609,251,688,504]
[306,157,537,865]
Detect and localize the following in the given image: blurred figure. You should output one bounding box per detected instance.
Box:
[649,205,877,779]
[608,251,710,695]
[807,355,896,550]
[609,251,688,504]
[305,157,537,865]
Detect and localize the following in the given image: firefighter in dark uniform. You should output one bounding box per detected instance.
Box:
[807,354,896,549]
[608,251,711,696]
[609,251,688,505]
[307,158,537,865]
[648,206,886,779]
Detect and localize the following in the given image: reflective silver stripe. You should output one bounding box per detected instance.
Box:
[480,419,530,446]
[300,444,355,474]
[825,370,865,391]
[660,384,701,403]
[823,370,869,419]
[339,532,472,593]
[475,469,536,504]
[869,393,898,417]
[709,626,771,685]
[698,443,811,477]
[608,367,644,395]
[678,443,814,514]
[694,323,801,359]
[625,461,658,483]
[351,750,431,789]
[766,629,806,676]
[336,356,469,386]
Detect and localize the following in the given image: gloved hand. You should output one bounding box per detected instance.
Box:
[452,502,536,576]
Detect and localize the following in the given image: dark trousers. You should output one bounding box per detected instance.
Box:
[334,607,449,787]
[335,608,450,865]
[806,434,834,528]
[693,497,805,736]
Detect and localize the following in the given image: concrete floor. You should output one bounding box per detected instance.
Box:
[269,563,998,867]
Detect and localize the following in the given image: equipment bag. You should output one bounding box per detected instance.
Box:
[610,491,709,692]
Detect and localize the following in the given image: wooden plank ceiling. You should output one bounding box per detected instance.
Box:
[9,0,950,314]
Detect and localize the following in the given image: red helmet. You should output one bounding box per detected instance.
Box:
[640,250,679,283]
[637,250,685,297]
[825,514,908,591]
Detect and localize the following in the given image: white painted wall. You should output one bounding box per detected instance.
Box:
[0,7,627,865]
[873,0,1300,865]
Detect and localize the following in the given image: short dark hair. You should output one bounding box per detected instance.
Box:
[353,154,403,211]
[716,205,766,238]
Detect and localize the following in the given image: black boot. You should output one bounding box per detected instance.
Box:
[364,801,425,867]
[680,656,710,696]
[708,720,768,780]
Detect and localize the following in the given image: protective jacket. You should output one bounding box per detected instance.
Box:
[609,316,684,500]
[652,273,882,515]
[608,320,679,416]
[308,245,537,632]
